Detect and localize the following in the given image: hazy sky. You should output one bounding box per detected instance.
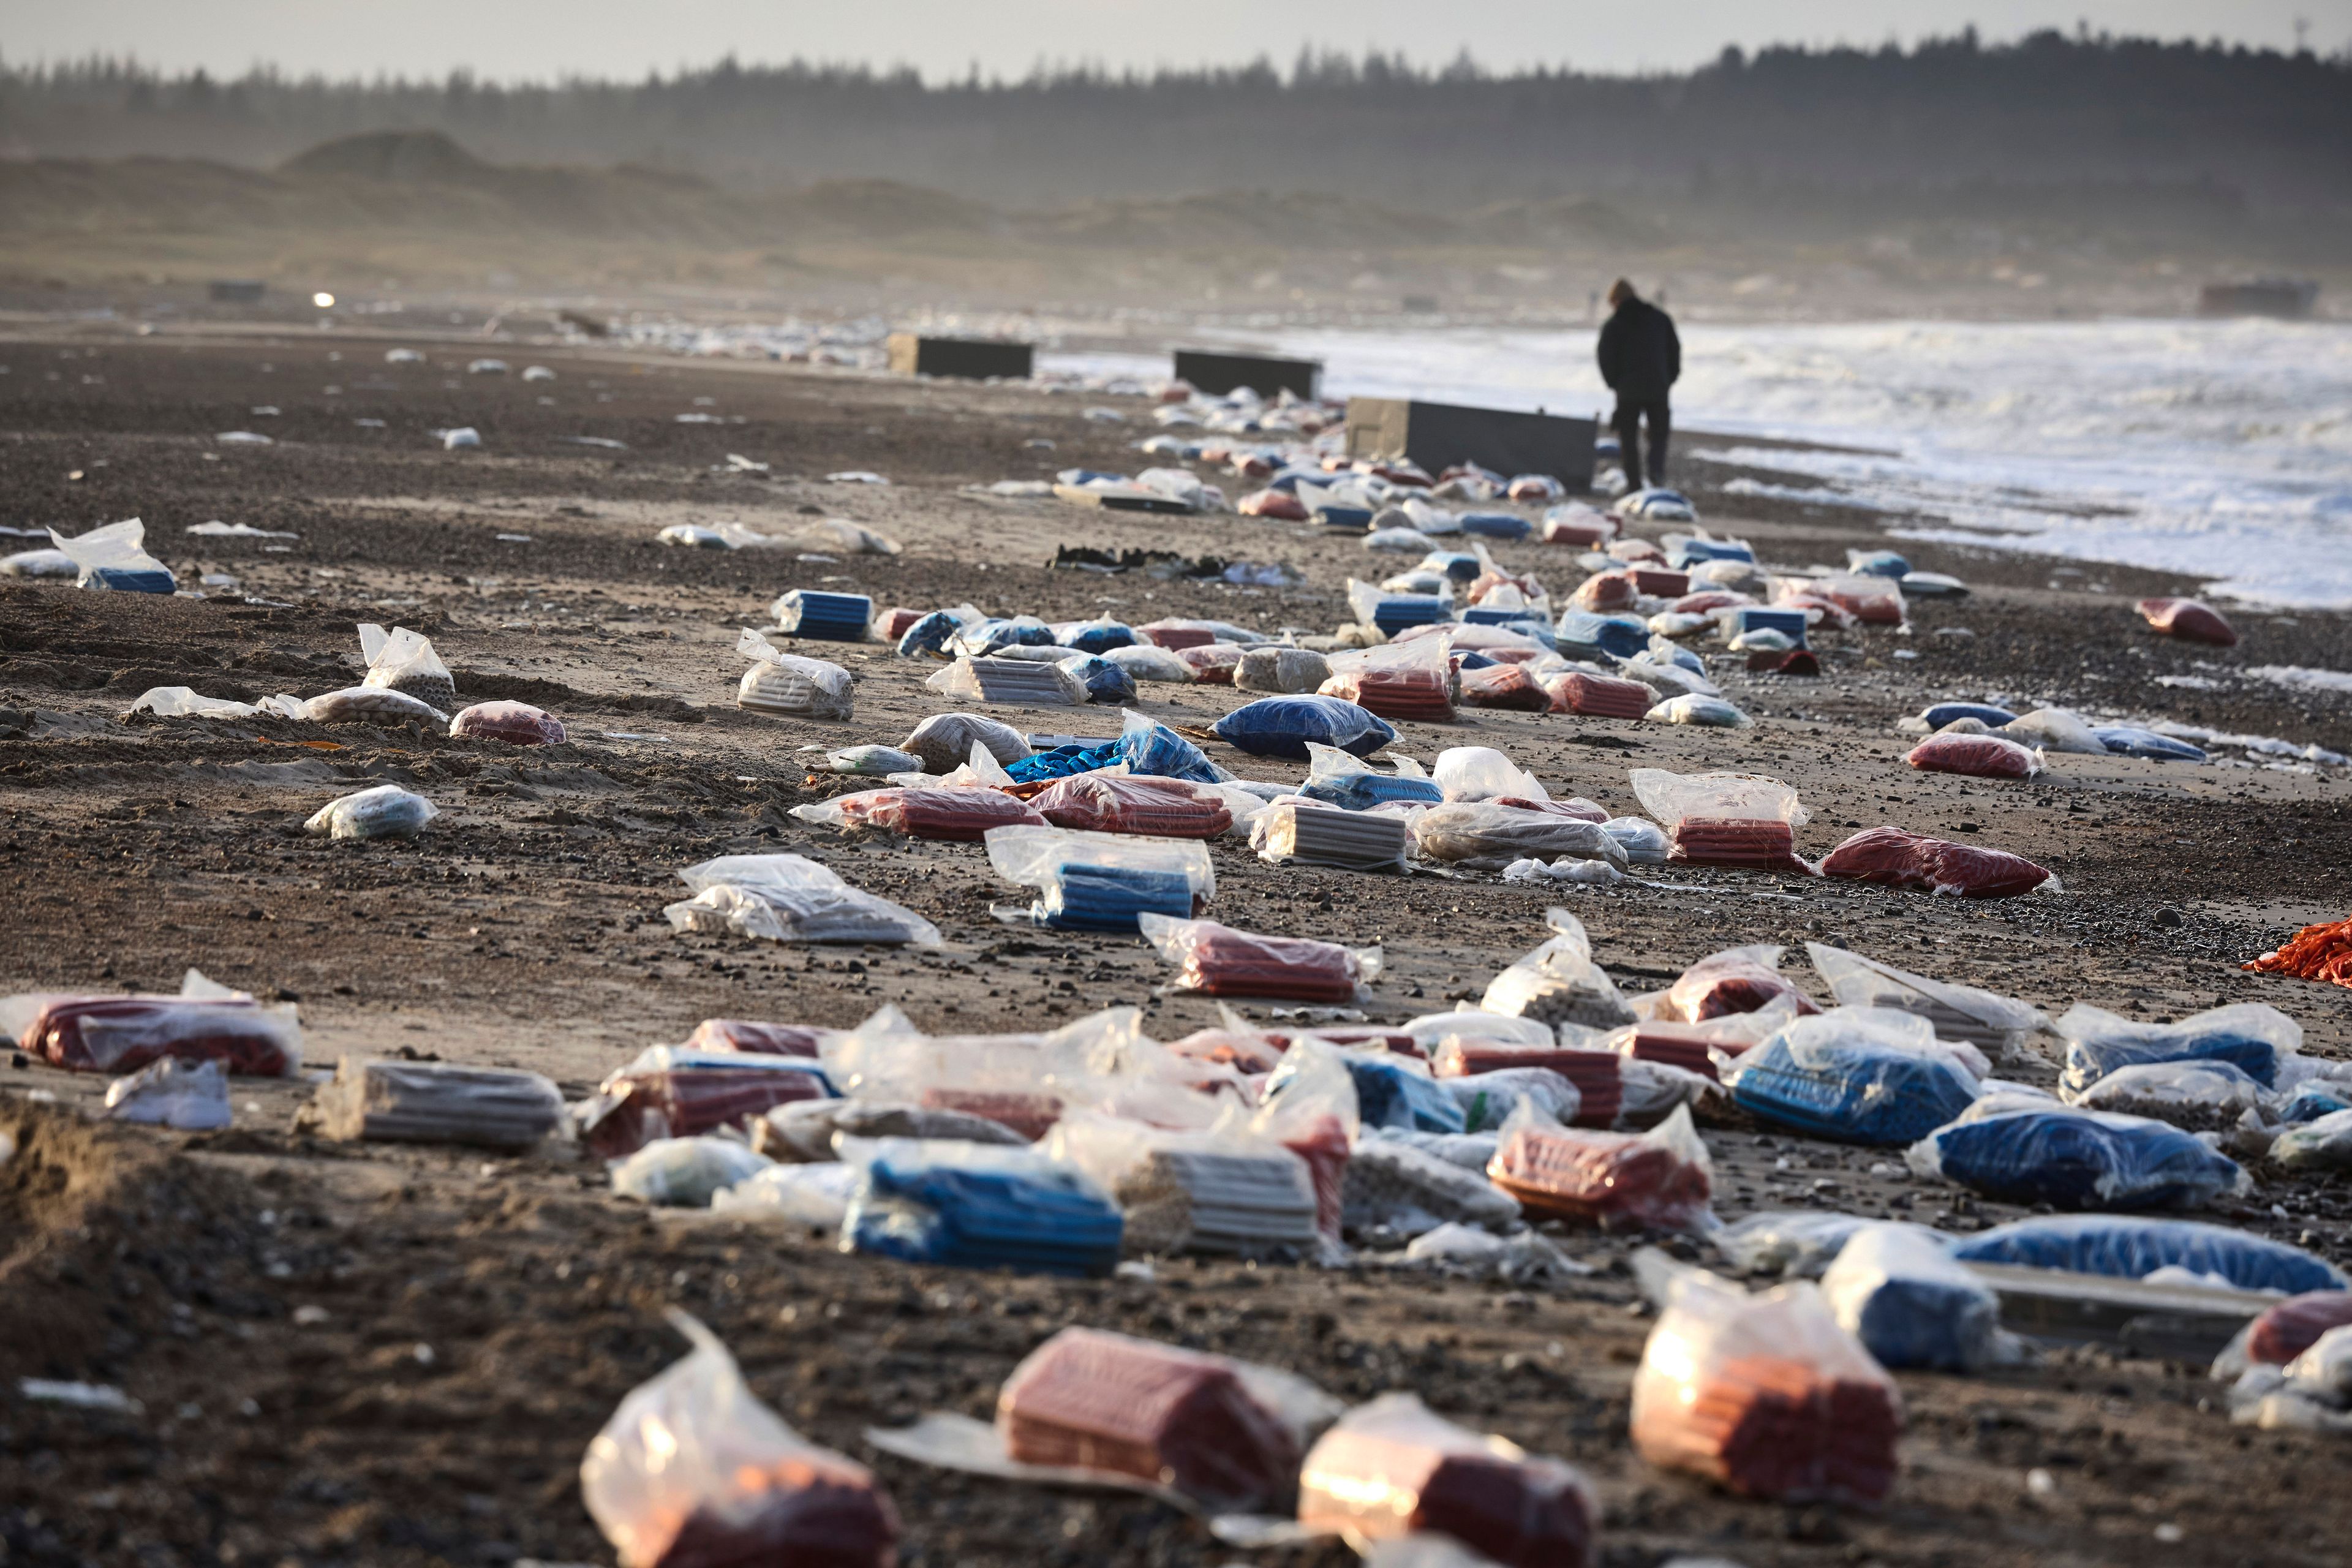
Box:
[9,1,2350,81]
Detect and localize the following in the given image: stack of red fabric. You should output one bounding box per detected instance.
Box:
[651,1464,900,1568]
[1624,1023,1724,1080]
[1158,921,1365,1003]
[1632,568,1690,598]
[2136,596,2239,647]
[1029,774,1231,838]
[1668,816,1811,873]
[1139,620,1216,650]
[1820,826,2051,899]
[1461,663,1551,711]
[919,1087,1065,1141]
[1439,1042,1621,1127]
[1542,516,1613,547]
[1632,1354,1900,1504]
[1322,668,1455,723]
[1299,1405,1597,1568]
[1487,1121,1712,1231]
[2245,1291,2352,1365]
[873,606,923,643]
[684,1019,827,1056]
[18,996,295,1076]
[1175,644,1245,684]
[834,788,1046,842]
[582,1066,831,1159]
[1570,571,1639,613]
[1280,1114,1352,1243]
[1547,672,1654,720]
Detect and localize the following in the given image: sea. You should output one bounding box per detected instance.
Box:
[1049,317,2352,610]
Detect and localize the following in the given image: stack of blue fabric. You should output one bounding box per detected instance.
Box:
[1365,595,1452,636]
[774,590,872,641]
[1731,1031,1979,1145]
[2060,1005,2292,1095]
[1921,701,2016,729]
[1668,537,1756,568]
[1459,512,1532,540]
[2280,1083,2352,1124]
[848,1144,1123,1276]
[949,616,1057,658]
[88,565,177,593]
[1061,620,1136,655]
[1554,610,1651,660]
[1913,1109,2244,1210]
[1212,696,1396,760]
[1034,864,1196,932]
[1950,1215,2348,1295]
[1298,770,1444,812]
[1725,607,1811,646]
[1313,505,1375,532]
[1342,1056,1468,1134]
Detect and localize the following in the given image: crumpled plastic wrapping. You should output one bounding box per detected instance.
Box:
[663,854,943,946]
[737,628,856,720]
[2056,1001,2300,1095]
[1343,1133,1523,1235]
[103,1055,233,1129]
[304,784,437,841]
[1480,908,1635,1031]
[358,623,456,712]
[611,1136,774,1207]
[1804,943,2045,1060]
[50,517,175,592]
[1412,803,1630,873]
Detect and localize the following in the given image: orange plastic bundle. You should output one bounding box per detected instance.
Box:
[1321,667,1455,723]
[1239,489,1310,521]
[1633,1352,1900,1504]
[1546,671,1653,720]
[1570,571,1638,613]
[2244,916,2352,988]
[1485,1110,1712,1232]
[1632,568,1689,598]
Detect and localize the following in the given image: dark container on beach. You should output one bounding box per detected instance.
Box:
[886,334,1034,380]
[1344,397,1596,489]
[1174,350,1321,401]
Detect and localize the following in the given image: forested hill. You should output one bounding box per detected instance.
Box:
[4,33,2348,211]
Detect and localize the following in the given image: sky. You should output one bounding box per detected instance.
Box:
[7,0,2350,82]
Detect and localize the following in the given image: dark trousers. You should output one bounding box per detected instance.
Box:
[1613,400,1671,490]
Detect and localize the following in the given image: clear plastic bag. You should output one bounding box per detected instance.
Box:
[579,1049,837,1159]
[1439,1066,1580,1131]
[1213,694,1396,760]
[928,653,1089,706]
[449,700,565,745]
[312,1058,564,1146]
[946,615,1057,659]
[1713,1211,1874,1278]
[1545,669,1654,719]
[1044,1112,1320,1257]
[1999,706,2108,755]
[1104,643,1197,683]
[1630,769,1809,872]
[824,744,922,777]
[1948,1214,2347,1295]
[1413,803,1630,873]
[304,784,437,841]
[1344,1134,1523,1235]
[895,603,983,658]
[357,623,456,712]
[4,546,81,578]
[902,712,1031,772]
[580,1310,899,1568]
[1819,1223,2002,1372]
[9,968,301,1076]
[1137,913,1379,1003]
[842,1136,1125,1275]
[1630,1260,1902,1505]
[1907,1104,2245,1210]
[1300,742,1446,810]
[611,1136,775,1207]
[1661,945,1815,1024]
[664,854,943,946]
[1321,636,1457,722]
[1235,646,1332,695]
[2273,1108,2352,1170]
[1250,1037,1359,1246]
[103,1055,232,1129]
[1297,1393,1599,1568]
[1727,1009,1981,1145]
[1480,908,1636,1031]
[737,628,855,720]
[709,1161,863,1230]
[2056,1002,2300,1095]
[2070,1060,2271,1129]
[302,685,448,725]
[1271,1049,1463,1135]
[1647,693,1750,728]
[50,517,175,592]
[1251,798,1412,873]
[1905,732,2040,779]
[1600,816,1670,863]
[984,824,1214,932]
[1486,1100,1713,1231]
[1803,943,2045,1059]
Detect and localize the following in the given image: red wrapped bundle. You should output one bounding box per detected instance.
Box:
[1664,948,1818,1024]
[654,1475,899,1568]
[1905,733,2038,779]
[1142,916,1371,1003]
[1230,453,1275,480]
[1434,1041,1619,1127]
[2244,916,2352,987]
[1494,796,1607,823]
[1176,643,1246,684]
[1547,672,1653,720]
[1543,516,1613,547]
[1029,774,1231,838]
[2136,597,2239,647]
[1167,1027,1287,1076]
[1461,663,1551,712]
[1280,1114,1351,1243]
[1570,571,1638,613]
[683,1019,827,1057]
[1321,668,1454,723]
[1819,578,1904,625]
[921,1087,1063,1140]
[997,1329,1301,1507]
[1772,592,1857,630]
[1635,1352,1901,1505]
[1264,1028,1423,1059]
[1486,1114,1713,1231]
[1623,1023,1724,1079]
[1139,620,1216,651]
[1668,816,1811,873]
[450,700,567,745]
[583,1066,832,1159]
[1239,488,1310,521]
[1672,590,1747,615]
[2245,1291,2352,1366]
[1607,538,1668,565]
[1747,648,1820,676]
[20,995,298,1076]
[1820,826,2052,899]
[1298,1395,1598,1568]
[1632,568,1689,598]
[830,787,1046,842]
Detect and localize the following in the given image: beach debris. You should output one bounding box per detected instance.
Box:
[2138,597,2239,646]
[2245,915,2352,989]
[313,1058,565,1148]
[103,1056,233,1130]
[6,970,301,1076]
[663,854,943,946]
[304,784,437,841]
[738,628,856,719]
[49,518,175,592]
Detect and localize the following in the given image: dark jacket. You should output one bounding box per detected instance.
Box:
[1597,298,1681,402]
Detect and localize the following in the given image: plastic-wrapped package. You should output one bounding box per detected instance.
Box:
[1345,1134,1523,1234]
[2056,1002,2298,1095]
[824,744,922,777]
[1412,803,1630,873]
[1486,1101,1712,1231]
[3,546,83,578]
[1432,1037,1618,1127]
[1480,908,1636,1031]
[1597,816,1668,864]
[1803,943,2046,1058]
[664,854,943,946]
[304,783,437,841]
[755,1098,1024,1163]
[1056,653,1137,705]
[1457,663,1545,710]
[302,685,448,725]
[1252,799,1412,873]
[1542,509,1616,548]
[1347,579,1455,638]
[737,628,856,720]
[984,825,1213,932]
[1251,1038,1360,1246]
[48,518,175,592]
[1322,639,1457,723]
[1235,646,1332,695]
[1297,1394,1599,1568]
[1377,1129,1501,1172]
[927,655,1089,706]
[772,589,872,642]
[581,1311,899,1568]
[1905,733,2039,778]
[1436,1065,1580,1131]
[1273,1050,1464,1134]
[1948,1215,2348,1295]
[1175,643,1246,684]
[2070,1060,2270,1129]
[1046,1114,1321,1256]
[1630,769,1811,873]
[709,1162,863,1230]
[685,1018,832,1057]
[1553,611,1651,663]
[1545,671,1654,720]
[843,1137,1124,1275]
[1809,574,1905,625]
[1498,795,1608,823]
[1920,701,2017,729]
[355,623,457,712]
[2273,1108,2352,1169]
[449,700,565,745]
[314,1058,563,1147]
[611,1137,775,1207]
[1998,706,2108,755]
[873,607,924,644]
[1300,744,1446,810]
[1137,913,1379,1003]
[947,616,1057,659]
[580,1049,838,1159]
[2136,596,2238,647]
[996,1328,1319,1507]
[1570,570,1638,614]
[1647,694,1748,727]
[1054,616,1137,655]
[12,973,301,1076]
[895,605,982,659]
[1660,945,1816,1023]
[1216,695,1398,761]
[2221,1292,2352,1374]
[1909,1105,2245,1209]
[2278,1082,2352,1124]
[1427,747,1544,803]
[1612,1022,1725,1080]
[902,712,1031,772]
[1028,773,1232,837]
[1819,1223,2000,1371]
[1820,826,2054,899]
[2230,1325,2352,1432]
[1714,1211,1875,1278]
[791,785,1044,842]
[1141,616,1267,649]
[1728,1011,1981,1145]
[1104,644,1197,684]
[1630,1262,1901,1505]
[103,1056,233,1129]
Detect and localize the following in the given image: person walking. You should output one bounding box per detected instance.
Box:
[1596,279,1680,491]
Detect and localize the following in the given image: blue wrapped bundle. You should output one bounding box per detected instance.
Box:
[1725,607,1811,646]
[1728,1013,1981,1146]
[1423,551,1483,583]
[1313,505,1376,532]
[1921,702,2016,729]
[1950,1215,2348,1295]
[1670,537,1756,567]
[88,565,178,593]
[1060,655,1137,705]
[1820,1224,2000,1371]
[1060,619,1136,655]
[1554,611,1650,661]
[2056,1002,2298,1095]
[2094,726,2207,763]
[2279,1084,2352,1125]
[1298,771,1444,811]
[1035,863,1197,932]
[1212,695,1396,761]
[1909,1108,2244,1210]
[1364,596,1452,636]
[896,609,967,658]
[1459,511,1532,540]
[1845,549,1912,579]
[1112,711,1226,783]
[772,589,873,642]
[846,1140,1123,1276]
[949,616,1058,658]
